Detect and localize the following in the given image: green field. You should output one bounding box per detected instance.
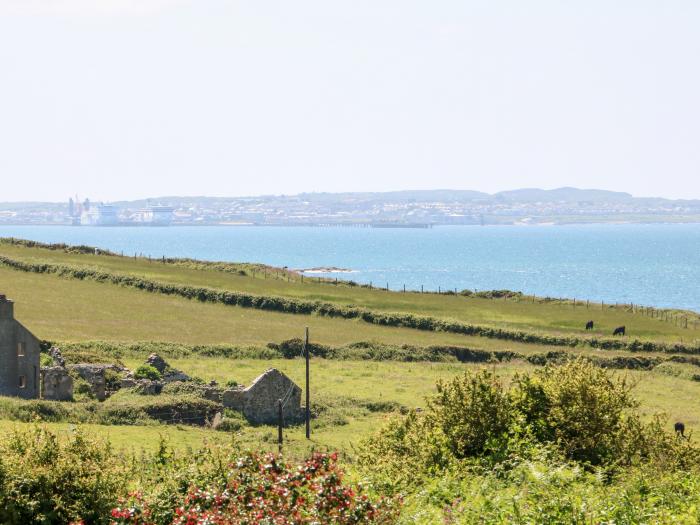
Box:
[2,239,697,343]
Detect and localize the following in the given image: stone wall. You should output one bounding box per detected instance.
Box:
[41,367,74,401]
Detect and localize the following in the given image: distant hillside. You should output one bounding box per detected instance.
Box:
[494,187,634,203]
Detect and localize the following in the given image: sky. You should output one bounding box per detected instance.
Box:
[1,1,699,202]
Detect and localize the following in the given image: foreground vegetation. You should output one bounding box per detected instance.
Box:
[1,361,699,524]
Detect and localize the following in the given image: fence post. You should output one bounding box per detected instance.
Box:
[305,327,311,440]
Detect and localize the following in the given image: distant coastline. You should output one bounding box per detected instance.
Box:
[3,187,700,227]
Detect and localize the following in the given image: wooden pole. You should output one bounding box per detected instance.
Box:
[277,399,284,453]
[305,327,310,440]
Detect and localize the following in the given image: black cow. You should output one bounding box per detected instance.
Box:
[585,320,594,330]
[613,326,626,336]
[675,421,686,438]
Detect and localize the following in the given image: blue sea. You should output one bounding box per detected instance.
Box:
[1,224,699,311]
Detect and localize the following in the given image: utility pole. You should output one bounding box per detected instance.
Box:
[277,399,284,453]
[305,326,311,439]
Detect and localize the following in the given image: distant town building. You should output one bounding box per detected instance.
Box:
[80,204,119,226]
[136,205,175,226]
[0,295,40,399]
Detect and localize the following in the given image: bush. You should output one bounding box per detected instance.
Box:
[134,365,162,381]
[40,353,54,367]
[72,376,96,401]
[111,452,397,525]
[360,359,700,493]
[0,426,128,524]
[513,360,638,465]
[427,369,512,459]
[217,410,246,432]
[104,369,123,392]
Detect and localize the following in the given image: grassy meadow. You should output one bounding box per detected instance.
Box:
[2,239,698,343]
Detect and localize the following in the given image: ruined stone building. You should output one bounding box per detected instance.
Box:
[0,295,40,399]
[223,368,303,425]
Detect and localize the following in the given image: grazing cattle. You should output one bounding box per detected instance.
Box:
[585,320,594,330]
[613,326,626,336]
[675,422,686,437]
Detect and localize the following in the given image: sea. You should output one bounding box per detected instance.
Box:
[1,224,699,312]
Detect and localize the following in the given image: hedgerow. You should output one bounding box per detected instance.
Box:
[3,255,699,355]
[42,339,693,373]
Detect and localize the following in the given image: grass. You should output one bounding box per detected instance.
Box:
[0,419,229,452]
[1,240,698,343]
[0,266,527,349]
[1,356,699,459]
[1,238,699,459]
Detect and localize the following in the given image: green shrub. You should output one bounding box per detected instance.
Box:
[217,410,246,432]
[512,360,638,465]
[0,426,128,524]
[134,365,162,381]
[360,359,700,493]
[427,369,512,459]
[104,369,123,392]
[40,353,54,367]
[72,376,96,401]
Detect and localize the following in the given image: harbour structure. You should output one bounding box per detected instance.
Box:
[80,203,119,226]
[0,295,40,399]
[136,205,175,226]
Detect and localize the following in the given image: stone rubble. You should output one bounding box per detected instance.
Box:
[36,348,301,427]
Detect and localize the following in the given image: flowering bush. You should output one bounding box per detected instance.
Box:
[111,452,397,525]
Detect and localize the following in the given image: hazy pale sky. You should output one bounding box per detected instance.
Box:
[1,0,699,202]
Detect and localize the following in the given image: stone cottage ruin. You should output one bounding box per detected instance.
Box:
[223,368,303,424]
[0,295,41,399]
